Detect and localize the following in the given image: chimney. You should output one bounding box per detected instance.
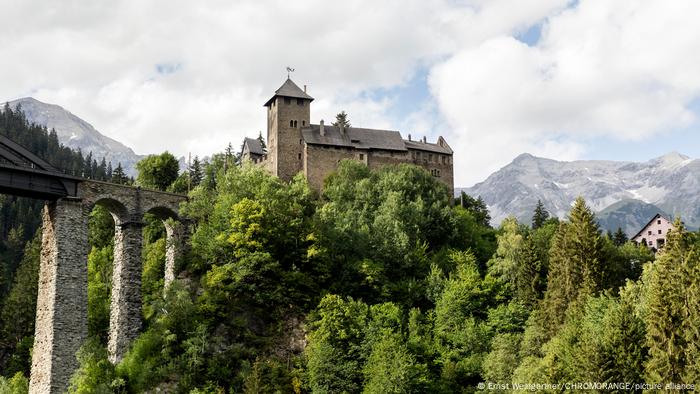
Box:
[408,133,412,141]
[423,136,427,143]
[304,85,307,93]
[320,119,325,136]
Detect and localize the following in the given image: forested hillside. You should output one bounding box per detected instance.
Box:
[3,113,700,391]
[0,104,129,383]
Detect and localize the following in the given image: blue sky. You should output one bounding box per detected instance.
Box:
[2,0,699,186]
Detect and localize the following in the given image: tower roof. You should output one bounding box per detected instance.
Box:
[264,78,314,106]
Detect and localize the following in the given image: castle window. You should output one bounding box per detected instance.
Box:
[429,154,433,162]
[442,156,446,164]
[284,97,291,105]
[297,98,304,105]
[302,120,306,126]
[290,120,294,127]
[298,153,301,160]
[300,139,302,144]
[294,120,298,127]
[359,153,364,160]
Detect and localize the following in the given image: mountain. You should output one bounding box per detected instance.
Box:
[462,152,700,231]
[6,97,143,175]
[596,199,669,236]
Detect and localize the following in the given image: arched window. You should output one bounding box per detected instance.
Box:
[290,120,294,127]
[302,120,306,126]
[294,120,298,127]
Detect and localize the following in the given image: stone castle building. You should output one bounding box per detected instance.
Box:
[241,78,454,194]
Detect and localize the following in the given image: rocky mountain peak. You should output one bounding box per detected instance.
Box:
[5,97,142,176]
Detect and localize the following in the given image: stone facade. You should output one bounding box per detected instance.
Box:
[250,79,454,195]
[29,180,188,394]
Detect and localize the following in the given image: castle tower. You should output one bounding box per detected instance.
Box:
[263,78,313,181]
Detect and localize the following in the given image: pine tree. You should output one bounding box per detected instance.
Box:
[189,156,203,187]
[257,131,267,151]
[111,163,128,185]
[613,227,628,246]
[540,197,603,336]
[516,235,542,306]
[645,218,690,384]
[532,199,550,229]
[332,111,351,128]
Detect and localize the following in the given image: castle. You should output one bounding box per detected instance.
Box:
[241,78,454,194]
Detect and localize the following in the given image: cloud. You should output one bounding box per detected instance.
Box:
[2,0,699,187]
[429,0,700,185]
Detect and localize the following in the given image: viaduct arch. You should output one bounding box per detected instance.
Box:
[0,135,189,393]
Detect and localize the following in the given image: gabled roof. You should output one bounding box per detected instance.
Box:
[302,124,407,151]
[242,137,264,155]
[264,78,314,106]
[631,213,672,240]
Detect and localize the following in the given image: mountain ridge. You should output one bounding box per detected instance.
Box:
[462,152,700,231]
[6,97,143,176]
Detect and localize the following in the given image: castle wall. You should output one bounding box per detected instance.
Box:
[302,143,454,196]
[303,144,357,191]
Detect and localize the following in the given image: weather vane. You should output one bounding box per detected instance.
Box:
[286,66,295,78]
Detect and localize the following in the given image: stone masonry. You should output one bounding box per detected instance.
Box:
[247,78,454,196]
[29,180,188,394]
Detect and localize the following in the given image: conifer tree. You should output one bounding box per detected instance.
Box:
[532,199,549,229]
[613,227,628,246]
[257,131,266,151]
[645,218,690,384]
[332,111,351,128]
[111,163,128,185]
[189,156,203,187]
[515,235,542,306]
[540,197,603,336]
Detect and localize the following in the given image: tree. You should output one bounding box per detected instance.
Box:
[111,163,128,185]
[136,152,180,191]
[540,197,603,336]
[645,219,694,383]
[189,156,203,187]
[257,131,266,151]
[455,192,491,228]
[332,111,351,128]
[613,227,628,246]
[531,200,549,229]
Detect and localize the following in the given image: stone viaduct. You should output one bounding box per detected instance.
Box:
[28,180,188,394]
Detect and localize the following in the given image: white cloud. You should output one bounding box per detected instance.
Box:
[430,0,700,185]
[2,0,699,187]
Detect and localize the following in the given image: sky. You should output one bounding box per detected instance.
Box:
[2,0,700,187]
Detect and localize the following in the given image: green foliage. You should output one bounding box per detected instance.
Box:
[0,231,41,377]
[68,339,119,394]
[87,246,113,341]
[0,372,28,394]
[531,199,550,229]
[136,151,180,191]
[455,192,491,228]
[331,111,351,128]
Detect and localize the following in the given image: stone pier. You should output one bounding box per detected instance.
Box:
[29,199,89,394]
[108,220,145,363]
[29,181,187,394]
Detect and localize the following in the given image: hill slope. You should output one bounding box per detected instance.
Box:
[7,97,143,175]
